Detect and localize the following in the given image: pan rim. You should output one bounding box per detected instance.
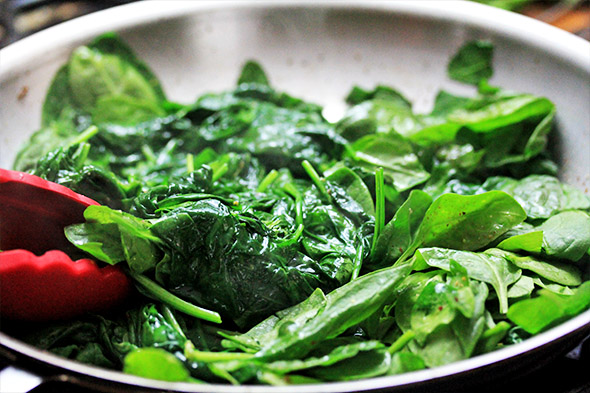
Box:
[1,1,589,81]
[1,311,589,392]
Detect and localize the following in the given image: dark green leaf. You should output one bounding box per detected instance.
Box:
[448,41,494,85]
[348,133,430,192]
[370,190,432,270]
[258,264,411,360]
[237,61,270,86]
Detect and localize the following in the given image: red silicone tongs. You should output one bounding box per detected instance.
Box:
[0,168,130,321]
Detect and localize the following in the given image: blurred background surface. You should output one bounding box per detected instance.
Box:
[1,0,589,48]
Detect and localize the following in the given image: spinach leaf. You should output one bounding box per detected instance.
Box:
[324,164,375,218]
[405,261,488,363]
[65,222,126,265]
[306,162,375,279]
[414,247,521,313]
[66,205,162,273]
[123,348,194,382]
[41,66,81,127]
[406,282,487,368]
[130,168,213,218]
[151,199,329,329]
[409,91,554,160]
[19,303,192,371]
[12,121,71,173]
[507,282,590,334]
[474,321,511,355]
[446,94,553,135]
[67,34,166,123]
[15,32,172,173]
[136,304,187,353]
[487,249,582,287]
[499,211,590,262]
[20,319,119,368]
[237,60,270,86]
[369,190,432,270]
[220,289,326,353]
[40,33,167,128]
[306,347,391,381]
[481,175,590,219]
[407,325,464,368]
[337,85,420,141]
[532,276,575,295]
[347,133,430,192]
[447,40,494,85]
[507,275,535,299]
[537,211,590,261]
[411,281,468,343]
[397,191,526,264]
[30,140,129,209]
[387,352,426,375]
[496,228,544,254]
[449,280,488,358]
[262,340,384,375]
[299,184,366,285]
[257,264,411,360]
[224,102,341,175]
[395,271,446,333]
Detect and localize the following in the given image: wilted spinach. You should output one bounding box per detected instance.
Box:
[5,34,590,387]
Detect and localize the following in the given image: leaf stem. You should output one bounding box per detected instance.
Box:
[141,145,157,163]
[481,321,511,340]
[184,341,254,363]
[186,153,195,173]
[212,163,229,182]
[161,305,187,340]
[351,243,364,280]
[301,160,332,203]
[277,224,304,247]
[70,125,99,146]
[131,272,222,324]
[283,183,303,227]
[73,143,91,169]
[257,169,279,193]
[388,330,415,354]
[370,167,385,256]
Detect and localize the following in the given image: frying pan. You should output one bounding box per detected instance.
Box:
[1,1,589,392]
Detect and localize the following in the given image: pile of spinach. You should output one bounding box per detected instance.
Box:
[5,34,590,385]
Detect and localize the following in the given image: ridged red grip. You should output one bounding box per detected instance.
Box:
[0,168,130,320]
[0,250,130,320]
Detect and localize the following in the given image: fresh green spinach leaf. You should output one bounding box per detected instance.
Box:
[397,191,526,264]
[507,282,590,334]
[414,247,521,313]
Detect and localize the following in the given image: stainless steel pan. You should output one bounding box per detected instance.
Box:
[0,313,589,392]
[1,2,589,392]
